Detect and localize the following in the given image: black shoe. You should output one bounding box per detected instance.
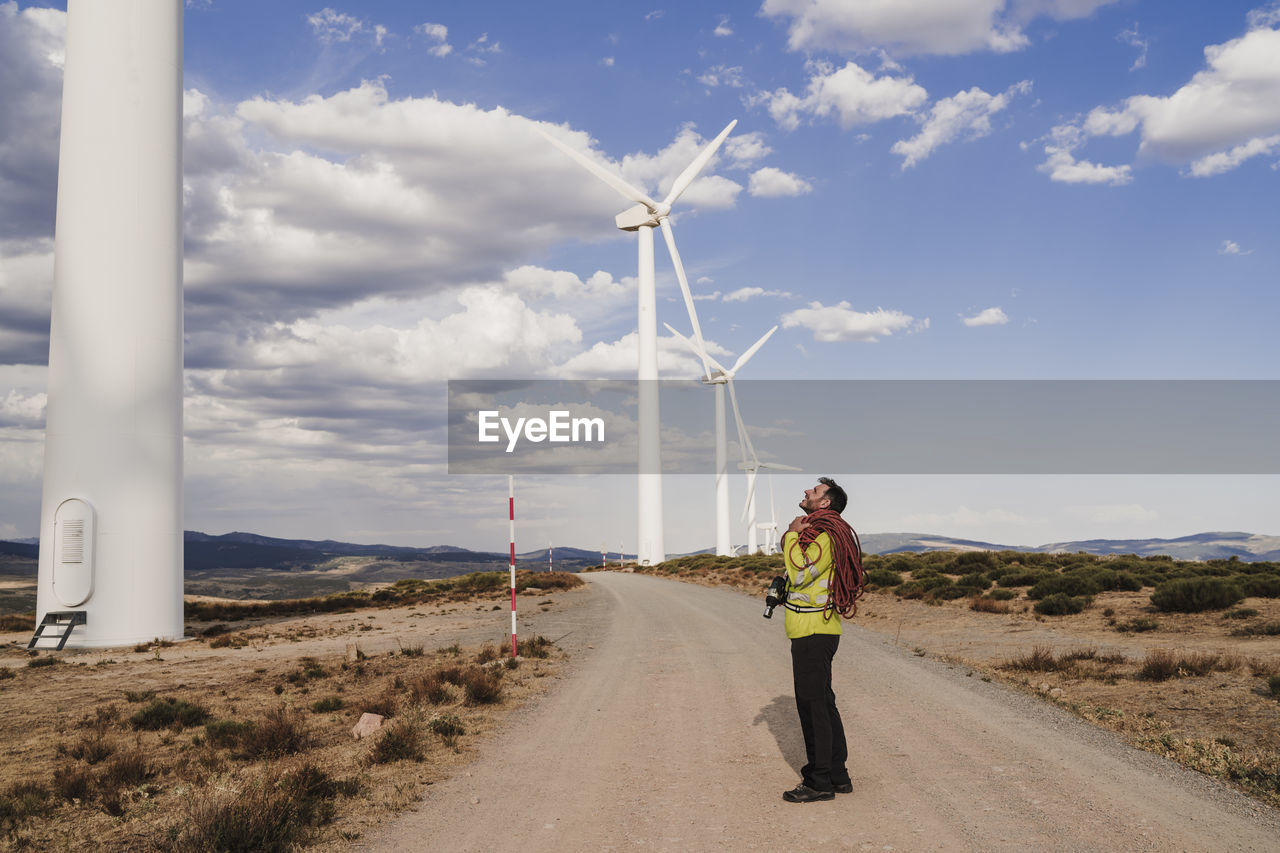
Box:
[783,784,834,803]
[833,781,854,794]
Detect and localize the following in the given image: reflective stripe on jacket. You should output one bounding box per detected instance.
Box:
[782,529,841,639]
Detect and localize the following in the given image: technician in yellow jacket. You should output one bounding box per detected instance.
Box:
[780,477,854,803]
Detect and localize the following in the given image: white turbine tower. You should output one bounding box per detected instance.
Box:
[536,120,737,566]
[34,0,184,648]
[665,323,778,556]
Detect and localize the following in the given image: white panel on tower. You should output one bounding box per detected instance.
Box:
[53,498,94,607]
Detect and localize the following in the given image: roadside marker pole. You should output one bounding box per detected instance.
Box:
[548,541,553,573]
[601,543,606,569]
[508,475,517,658]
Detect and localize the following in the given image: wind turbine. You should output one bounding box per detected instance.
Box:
[536,120,737,566]
[665,323,777,556]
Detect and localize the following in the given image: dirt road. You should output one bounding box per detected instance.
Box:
[362,572,1280,852]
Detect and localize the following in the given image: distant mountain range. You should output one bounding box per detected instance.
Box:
[1,530,1276,571]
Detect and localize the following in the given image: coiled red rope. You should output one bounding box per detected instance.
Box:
[796,508,866,619]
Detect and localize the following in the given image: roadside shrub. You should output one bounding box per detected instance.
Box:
[171,778,309,853]
[957,572,993,590]
[360,691,398,719]
[1034,593,1089,616]
[987,588,1017,601]
[130,697,210,731]
[517,635,553,659]
[1002,646,1067,672]
[1029,574,1100,601]
[27,655,58,668]
[1269,675,1280,699]
[408,673,452,705]
[1137,650,1224,681]
[371,716,424,764]
[0,667,13,680]
[896,575,953,599]
[462,668,503,705]
[240,707,312,758]
[864,568,903,589]
[951,551,998,572]
[970,596,1011,614]
[1224,608,1260,620]
[428,713,465,738]
[310,695,344,713]
[1150,577,1245,613]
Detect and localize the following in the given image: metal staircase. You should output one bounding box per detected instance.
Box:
[27,611,87,651]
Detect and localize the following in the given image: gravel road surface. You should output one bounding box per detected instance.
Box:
[361,572,1280,852]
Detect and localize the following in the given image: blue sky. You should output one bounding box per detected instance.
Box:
[0,0,1276,553]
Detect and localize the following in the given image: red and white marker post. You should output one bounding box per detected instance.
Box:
[508,475,517,658]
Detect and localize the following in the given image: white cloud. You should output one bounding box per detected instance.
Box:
[714,15,733,37]
[1190,134,1280,176]
[748,167,813,197]
[900,505,1033,530]
[697,65,746,89]
[780,301,921,342]
[892,81,1031,168]
[557,332,703,379]
[307,8,387,47]
[1117,23,1149,70]
[761,0,1120,57]
[762,60,928,131]
[415,21,452,57]
[722,286,795,302]
[1034,124,1133,185]
[961,307,1010,326]
[1218,239,1253,256]
[723,132,772,168]
[1038,20,1280,180]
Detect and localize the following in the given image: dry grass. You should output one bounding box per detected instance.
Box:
[0,619,566,849]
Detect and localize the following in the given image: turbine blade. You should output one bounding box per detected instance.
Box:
[662,322,704,367]
[741,467,758,523]
[662,120,737,207]
[533,125,658,210]
[726,379,757,466]
[729,325,778,376]
[660,218,711,380]
[760,461,802,472]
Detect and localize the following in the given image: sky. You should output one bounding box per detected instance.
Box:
[0,0,1277,555]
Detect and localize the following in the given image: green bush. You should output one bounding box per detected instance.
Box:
[1235,575,1280,598]
[1033,593,1089,616]
[957,572,993,590]
[204,719,254,749]
[310,696,344,713]
[1269,675,1280,700]
[372,717,424,764]
[864,569,903,589]
[1116,617,1159,633]
[1113,571,1144,591]
[1029,574,1100,601]
[996,569,1048,588]
[1150,577,1245,613]
[986,588,1018,601]
[130,697,210,731]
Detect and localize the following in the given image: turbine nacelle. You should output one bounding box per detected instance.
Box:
[616,203,671,231]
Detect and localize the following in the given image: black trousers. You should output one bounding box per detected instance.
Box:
[790,632,850,791]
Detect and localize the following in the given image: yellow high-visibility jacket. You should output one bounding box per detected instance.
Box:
[782,529,841,639]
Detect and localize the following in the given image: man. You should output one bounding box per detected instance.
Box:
[779,476,864,803]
